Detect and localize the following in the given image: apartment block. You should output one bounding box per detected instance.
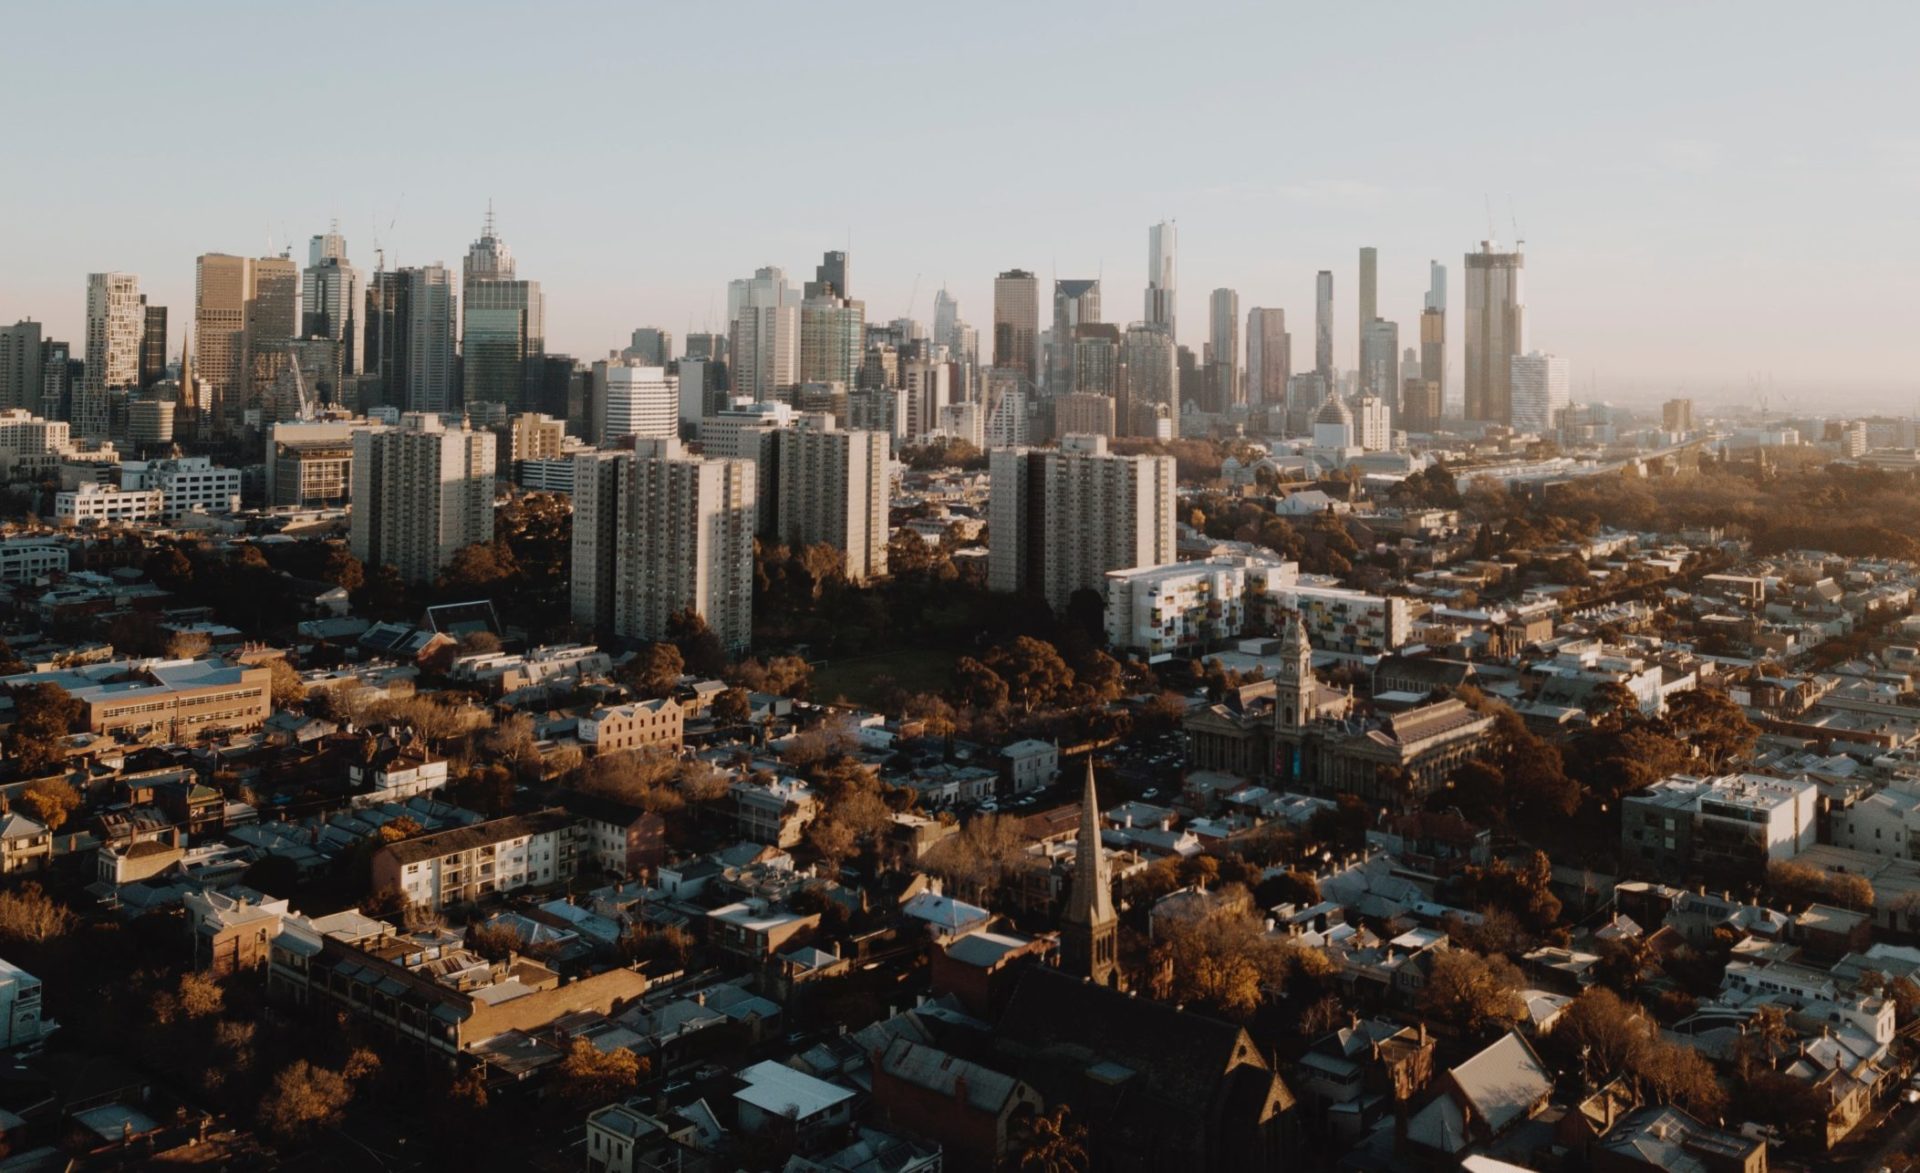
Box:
[989,434,1175,612]
[349,414,496,584]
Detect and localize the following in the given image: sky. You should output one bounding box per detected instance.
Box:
[3,1,1917,411]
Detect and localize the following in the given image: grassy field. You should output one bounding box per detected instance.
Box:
[812,647,959,708]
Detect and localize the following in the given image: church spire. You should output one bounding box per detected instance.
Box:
[1062,758,1119,986]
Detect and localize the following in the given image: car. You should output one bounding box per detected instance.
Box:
[1142,788,1160,799]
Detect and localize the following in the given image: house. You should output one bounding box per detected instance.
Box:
[348,741,451,807]
[991,968,1297,1172]
[183,888,290,977]
[1294,1018,1435,1140]
[0,810,52,874]
[732,777,818,849]
[559,789,668,879]
[1592,1104,1765,1173]
[584,1101,710,1173]
[931,931,1056,1019]
[1404,1031,1555,1159]
[708,900,820,961]
[732,1060,856,1145]
[1000,740,1059,794]
[901,890,992,942]
[871,1039,1043,1173]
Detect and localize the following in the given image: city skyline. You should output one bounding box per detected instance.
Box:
[2,2,1916,407]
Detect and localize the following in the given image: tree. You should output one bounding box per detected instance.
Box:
[623,643,685,699]
[1419,948,1525,1036]
[16,776,79,831]
[6,683,80,777]
[984,637,1076,711]
[1151,896,1334,1020]
[437,541,519,596]
[165,630,213,659]
[1666,688,1758,770]
[551,1038,644,1113]
[666,609,727,677]
[177,971,225,1019]
[267,658,308,708]
[954,657,1010,709]
[1012,1105,1090,1173]
[257,1060,354,1144]
[712,687,751,726]
[0,884,74,944]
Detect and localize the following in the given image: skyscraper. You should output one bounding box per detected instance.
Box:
[932,287,960,353]
[1465,241,1526,423]
[728,266,800,401]
[1050,279,1101,395]
[303,228,364,375]
[1509,351,1568,435]
[1361,319,1400,402]
[1663,398,1695,435]
[595,364,678,445]
[805,250,849,299]
[0,321,44,413]
[570,440,756,653]
[1145,221,1177,339]
[81,272,142,437]
[244,255,301,415]
[139,304,168,390]
[623,328,673,366]
[349,413,496,583]
[800,293,865,389]
[992,269,1039,385]
[462,214,544,412]
[403,265,458,415]
[1314,270,1334,380]
[1245,308,1290,408]
[1421,261,1447,412]
[1357,246,1378,369]
[988,434,1176,612]
[1120,324,1178,438]
[774,424,889,582]
[1206,288,1239,410]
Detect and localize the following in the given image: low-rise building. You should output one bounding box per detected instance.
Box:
[579,699,683,754]
[54,483,164,526]
[0,958,51,1051]
[370,810,579,912]
[2,657,272,743]
[0,811,52,875]
[1621,774,1817,879]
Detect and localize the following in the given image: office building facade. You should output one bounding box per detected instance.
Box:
[988,434,1175,612]
[1464,241,1525,423]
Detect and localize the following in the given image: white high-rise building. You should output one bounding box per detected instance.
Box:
[775,425,890,582]
[349,414,496,584]
[728,267,800,401]
[81,272,142,437]
[1354,395,1393,452]
[988,434,1176,612]
[595,364,677,445]
[1146,221,1177,340]
[903,359,952,441]
[700,400,801,533]
[1509,351,1569,435]
[571,440,756,653]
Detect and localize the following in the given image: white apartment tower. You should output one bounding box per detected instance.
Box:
[988,434,1176,612]
[349,414,496,584]
[728,267,801,401]
[774,425,890,582]
[81,272,142,437]
[570,440,756,653]
[1146,221,1177,339]
[1509,351,1570,435]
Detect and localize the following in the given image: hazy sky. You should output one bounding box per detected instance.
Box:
[4,1,1916,409]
